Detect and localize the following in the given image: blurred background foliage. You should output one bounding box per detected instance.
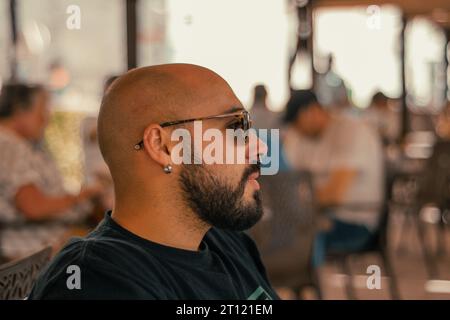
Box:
[44,111,86,193]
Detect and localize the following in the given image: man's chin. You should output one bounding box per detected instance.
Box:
[236,198,263,230]
[209,203,263,231]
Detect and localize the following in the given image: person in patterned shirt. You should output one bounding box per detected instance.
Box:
[0,84,101,261]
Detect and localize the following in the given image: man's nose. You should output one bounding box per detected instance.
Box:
[247,130,268,162]
[257,135,268,158]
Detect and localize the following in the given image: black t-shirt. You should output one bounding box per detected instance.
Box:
[29,212,279,300]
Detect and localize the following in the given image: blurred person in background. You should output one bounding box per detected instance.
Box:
[436,100,450,140]
[0,83,101,261]
[412,101,450,228]
[282,90,384,267]
[315,54,348,110]
[250,84,291,172]
[250,84,278,130]
[363,91,400,145]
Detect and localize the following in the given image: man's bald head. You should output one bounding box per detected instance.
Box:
[98,64,265,233]
[97,64,241,181]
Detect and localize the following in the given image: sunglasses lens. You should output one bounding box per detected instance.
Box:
[242,112,251,131]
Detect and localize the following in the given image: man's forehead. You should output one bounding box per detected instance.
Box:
[108,64,244,121]
[176,92,244,119]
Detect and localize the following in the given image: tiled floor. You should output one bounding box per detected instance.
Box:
[319,211,450,300]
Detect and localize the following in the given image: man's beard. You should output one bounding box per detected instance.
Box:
[179,163,263,231]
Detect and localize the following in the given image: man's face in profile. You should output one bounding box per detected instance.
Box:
[176,113,265,231]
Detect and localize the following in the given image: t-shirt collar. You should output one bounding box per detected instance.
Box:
[100,211,212,265]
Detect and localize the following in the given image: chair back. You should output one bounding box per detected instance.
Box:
[0,247,52,299]
[250,171,316,288]
[418,140,450,208]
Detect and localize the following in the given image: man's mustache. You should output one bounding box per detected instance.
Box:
[241,162,261,183]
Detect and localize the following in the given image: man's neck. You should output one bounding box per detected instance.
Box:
[111,195,209,252]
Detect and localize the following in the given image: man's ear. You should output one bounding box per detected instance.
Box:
[142,124,171,167]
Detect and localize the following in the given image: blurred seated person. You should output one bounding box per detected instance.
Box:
[251,84,278,130]
[314,54,347,110]
[363,91,400,145]
[419,101,450,209]
[250,84,290,173]
[80,76,118,212]
[282,90,384,267]
[436,101,450,140]
[0,83,101,260]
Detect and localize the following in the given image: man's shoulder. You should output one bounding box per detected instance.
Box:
[28,237,110,291]
[56,222,176,269]
[29,232,164,299]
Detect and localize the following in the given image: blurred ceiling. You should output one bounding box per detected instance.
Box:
[314,0,450,27]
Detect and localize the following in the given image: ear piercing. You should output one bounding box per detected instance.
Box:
[163,164,173,174]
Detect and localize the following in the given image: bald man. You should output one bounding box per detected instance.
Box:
[29,64,279,300]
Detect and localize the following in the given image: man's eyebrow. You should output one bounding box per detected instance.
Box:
[225,106,244,113]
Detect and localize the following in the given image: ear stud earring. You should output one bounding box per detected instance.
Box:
[163,164,173,174]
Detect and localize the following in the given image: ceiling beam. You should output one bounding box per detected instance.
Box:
[314,0,450,19]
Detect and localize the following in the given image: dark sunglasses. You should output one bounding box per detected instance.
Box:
[134,109,251,150]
